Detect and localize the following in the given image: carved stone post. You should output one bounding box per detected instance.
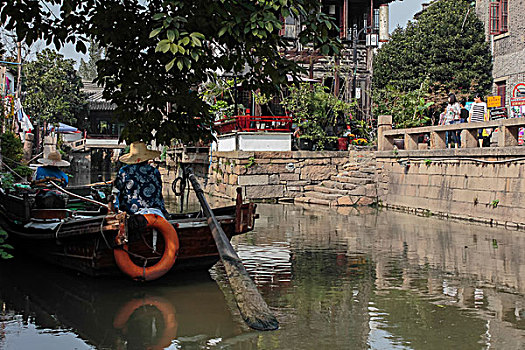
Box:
[377,115,393,151]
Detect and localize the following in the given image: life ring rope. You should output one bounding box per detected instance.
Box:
[113,214,179,281]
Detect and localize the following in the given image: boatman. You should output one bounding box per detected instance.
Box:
[113,141,168,218]
[33,151,70,186]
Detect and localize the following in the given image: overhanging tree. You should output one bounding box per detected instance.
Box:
[1,0,341,144]
[23,49,87,126]
[373,0,492,126]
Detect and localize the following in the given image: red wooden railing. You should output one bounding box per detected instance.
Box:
[214,115,292,134]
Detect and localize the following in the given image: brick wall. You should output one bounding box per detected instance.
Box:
[476,0,525,103]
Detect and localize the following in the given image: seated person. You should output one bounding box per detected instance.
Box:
[113,141,167,218]
[33,151,70,186]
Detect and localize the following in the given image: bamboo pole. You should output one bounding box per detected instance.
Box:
[186,167,278,331]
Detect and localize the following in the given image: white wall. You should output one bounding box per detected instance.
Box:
[216,132,291,152]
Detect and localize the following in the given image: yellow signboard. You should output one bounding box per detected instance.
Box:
[487,95,502,108]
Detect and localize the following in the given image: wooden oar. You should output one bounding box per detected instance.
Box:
[186,167,279,331]
[85,180,114,187]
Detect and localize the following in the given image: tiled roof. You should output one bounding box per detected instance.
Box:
[81,80,116,111]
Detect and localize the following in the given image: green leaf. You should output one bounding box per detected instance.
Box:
[170,43,178,54]
[183,57,191,69]
[165,58,176,71]
[1,252,13,259]
[155,39,171,53]
[265,22,273,32]
[218,26,228,37]
[191,51,200,61]
[0,244,13,250]
[177,60,184,70]
[190,32,205,39]
[191,37,202,47]
[153,13,166,20]
[149,28,162,38]
[167,29,175,41]
[181,36,190,46]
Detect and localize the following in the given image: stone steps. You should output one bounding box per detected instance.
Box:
[294,158,377,207]
[312,185,351,196]
[320,180,358,191]
[294,196,333,206]
[304,191,342,201]
[331,175,373,185]
[345,171,372,178]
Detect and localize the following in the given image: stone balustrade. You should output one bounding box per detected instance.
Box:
[377,114,525,151]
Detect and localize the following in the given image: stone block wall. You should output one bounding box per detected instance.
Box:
[377,148,525,228]
[207,151,349,201]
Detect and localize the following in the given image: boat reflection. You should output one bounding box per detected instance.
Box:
[0,259,246,349]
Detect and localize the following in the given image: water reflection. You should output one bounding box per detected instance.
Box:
[0,261,242,349]
[1,203,525,349]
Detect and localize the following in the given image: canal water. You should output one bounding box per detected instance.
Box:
[1,202,525,349]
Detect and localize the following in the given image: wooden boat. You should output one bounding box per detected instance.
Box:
[0,184,257,280]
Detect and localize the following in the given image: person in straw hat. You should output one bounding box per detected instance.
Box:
[33,151,70,186]
[113,141,167,217]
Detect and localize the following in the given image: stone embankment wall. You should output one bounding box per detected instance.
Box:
[376,148,525,229]
[207,151,349,201]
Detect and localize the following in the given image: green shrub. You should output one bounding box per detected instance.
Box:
[0,132,23,168]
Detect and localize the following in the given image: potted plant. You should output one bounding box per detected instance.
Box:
[297,136,314,150]
[282,83,355,150]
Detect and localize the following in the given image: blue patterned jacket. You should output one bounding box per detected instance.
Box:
[114,162,167,216]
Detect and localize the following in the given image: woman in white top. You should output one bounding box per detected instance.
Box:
[443,93,461,148]
[469,93,489,147]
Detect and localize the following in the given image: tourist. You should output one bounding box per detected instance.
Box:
[469,93,489,147]
[33,151,70,186]
[442,93,461,148]
[459,98,469,123]
[113,141,167,217]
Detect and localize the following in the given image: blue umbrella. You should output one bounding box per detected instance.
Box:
[48,122,79,133]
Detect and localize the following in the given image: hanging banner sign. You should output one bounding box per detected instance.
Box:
[511,82,525,106]
[487,95,501,108]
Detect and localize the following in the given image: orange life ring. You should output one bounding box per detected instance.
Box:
[113,296,178,350]
[113,214,179,281]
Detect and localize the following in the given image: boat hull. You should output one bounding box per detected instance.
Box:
[0,188,256,277]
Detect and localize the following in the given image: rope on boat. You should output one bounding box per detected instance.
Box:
[99,219,113,250]
[172,165,189,213]
[49,181,107,208]
[54,220,64,240]
[1,160,25,180]
[101,213,161,266]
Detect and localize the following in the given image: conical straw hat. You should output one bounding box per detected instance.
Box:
[37,151,70,167]
[119,141,160,164]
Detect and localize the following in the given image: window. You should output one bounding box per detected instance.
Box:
[279,16,298,38]
[496,81,506,105]
[373,9,379,32]
[490,0,508,35]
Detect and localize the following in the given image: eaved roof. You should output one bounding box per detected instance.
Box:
[81,80,116,111]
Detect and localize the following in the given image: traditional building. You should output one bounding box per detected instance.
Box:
[476,0,525,116]
[239,0,393,122]
[81,80,122,136]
